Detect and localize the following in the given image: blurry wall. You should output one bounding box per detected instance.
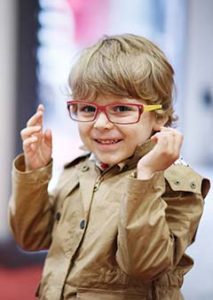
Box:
[183,0,213,166]
[0,0,17,240]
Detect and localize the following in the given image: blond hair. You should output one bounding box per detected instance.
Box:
[68,34,177,126]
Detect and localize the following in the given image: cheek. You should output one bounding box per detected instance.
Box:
[139,115,156,135]
[78,124,90,141]
[131,124,154,144]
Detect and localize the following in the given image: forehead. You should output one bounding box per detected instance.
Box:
[85,94,145,105]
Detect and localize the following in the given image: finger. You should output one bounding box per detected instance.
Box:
[26,109,44,127]
[37,104,45,112]
[23,136,38,152]
[20,125,41,140]
[161,131,182,161]
[172,131,183,155]
[150,131,160,143]
[151,130,175,158]
[162,128,183,150]
[152,128,181,147]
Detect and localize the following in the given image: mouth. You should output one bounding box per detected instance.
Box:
[95,139,122,145]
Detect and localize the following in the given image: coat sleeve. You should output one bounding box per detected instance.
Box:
[116,164,210,281]
[8,154,56,251]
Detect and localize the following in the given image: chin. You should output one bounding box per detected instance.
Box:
[97,155,118,165]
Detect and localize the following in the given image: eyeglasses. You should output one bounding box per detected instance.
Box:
[67,100,162,125]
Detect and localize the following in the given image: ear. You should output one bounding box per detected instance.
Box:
[153,114,169,131]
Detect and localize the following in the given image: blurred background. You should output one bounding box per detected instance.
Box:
[0,0,212,299]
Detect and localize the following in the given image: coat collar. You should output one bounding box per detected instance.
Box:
[117,139,155,171]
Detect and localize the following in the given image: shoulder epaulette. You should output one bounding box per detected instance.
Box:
[64,153,90,169]
[164,162,210,197]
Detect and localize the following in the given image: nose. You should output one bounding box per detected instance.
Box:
[93,112,113,129]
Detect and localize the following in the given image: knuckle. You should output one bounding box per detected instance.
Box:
[23,137,33,146]
[20,128,26,138]
[23,139,28,146]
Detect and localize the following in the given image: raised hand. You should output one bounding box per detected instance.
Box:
[20,104,52,171]
[137,127,183,180]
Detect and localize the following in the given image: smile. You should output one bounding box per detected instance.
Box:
[95,139,122,145]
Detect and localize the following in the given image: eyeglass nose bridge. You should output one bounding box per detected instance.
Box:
[94,105,111,122]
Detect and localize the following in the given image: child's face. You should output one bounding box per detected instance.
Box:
[78,95,161,165]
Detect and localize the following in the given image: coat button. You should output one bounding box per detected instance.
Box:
[55,212,61,221]
[190,182,196,189]
[80,219,86,230]
[81,165,89,172]
[93,185,98,192]
[174,180,180,185]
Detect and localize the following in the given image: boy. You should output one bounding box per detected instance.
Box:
[9,34,210,300]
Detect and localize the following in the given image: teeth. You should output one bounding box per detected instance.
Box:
[97,139,119,144]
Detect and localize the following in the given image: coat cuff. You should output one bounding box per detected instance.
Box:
[128,171,165,196]
[12,153,52,183]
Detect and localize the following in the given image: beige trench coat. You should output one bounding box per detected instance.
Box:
[9,141,210,300]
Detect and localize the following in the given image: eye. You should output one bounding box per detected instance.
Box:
[79,105,96,113]
[111,105,135,112]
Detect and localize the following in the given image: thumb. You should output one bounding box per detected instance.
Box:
[44,129,52,148]
[150,132,159,144]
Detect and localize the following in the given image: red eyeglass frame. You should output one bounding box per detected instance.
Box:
[66,100,162,124]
